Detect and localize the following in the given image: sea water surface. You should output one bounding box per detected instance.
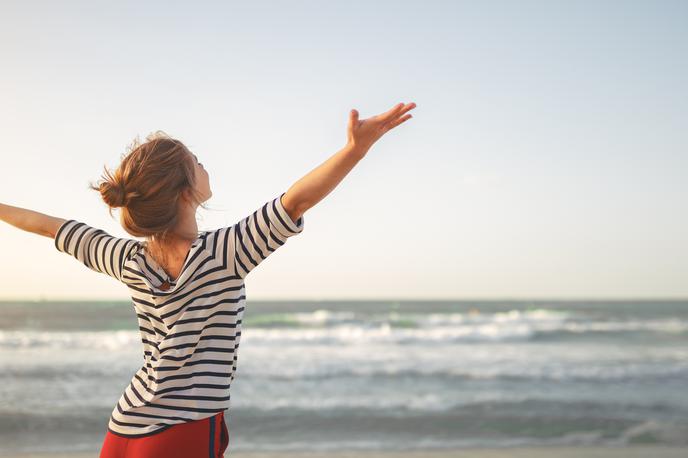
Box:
[0,299,687,454]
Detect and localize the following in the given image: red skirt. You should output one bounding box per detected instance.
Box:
[99,411,229,458]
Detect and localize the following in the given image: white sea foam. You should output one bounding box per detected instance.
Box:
[1,308,686,349]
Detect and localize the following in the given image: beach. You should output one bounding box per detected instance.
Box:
[4,446,688,458]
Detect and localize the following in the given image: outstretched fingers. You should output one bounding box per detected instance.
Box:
[385,113,412,131]
[377,102,416,122]
[384,102,416,130]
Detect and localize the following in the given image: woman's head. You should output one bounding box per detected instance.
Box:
[89,130,211,244]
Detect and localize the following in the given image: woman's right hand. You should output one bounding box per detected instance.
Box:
[346,102,416,155]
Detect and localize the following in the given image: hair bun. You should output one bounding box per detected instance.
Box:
[102,180,129,208]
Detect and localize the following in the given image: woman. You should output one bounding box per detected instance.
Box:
[0,102,415,457]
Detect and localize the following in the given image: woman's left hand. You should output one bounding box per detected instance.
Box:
[346,101,416,154]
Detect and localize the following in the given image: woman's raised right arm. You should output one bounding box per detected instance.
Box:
[0,203,66,239]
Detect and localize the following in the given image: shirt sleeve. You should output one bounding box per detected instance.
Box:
[54,219,139,283]
[232,192,305,278]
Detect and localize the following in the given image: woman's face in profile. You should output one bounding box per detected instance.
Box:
[190,151,212,203]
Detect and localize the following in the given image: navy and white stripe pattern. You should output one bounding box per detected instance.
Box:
[54,192,304,437]
[54,220,139,282]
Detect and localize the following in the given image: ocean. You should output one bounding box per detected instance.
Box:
[0,299,687,455]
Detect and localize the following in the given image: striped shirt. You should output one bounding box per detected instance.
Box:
[54,192,304,438]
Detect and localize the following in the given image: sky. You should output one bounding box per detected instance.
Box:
[0,0,686,301]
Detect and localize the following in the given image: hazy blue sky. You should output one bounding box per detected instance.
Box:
[1,0,686,300]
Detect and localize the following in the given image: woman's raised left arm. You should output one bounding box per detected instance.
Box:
[0,203,66,239]
[281,102,416,216]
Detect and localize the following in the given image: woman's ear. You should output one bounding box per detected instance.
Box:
[179,187,192,206]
